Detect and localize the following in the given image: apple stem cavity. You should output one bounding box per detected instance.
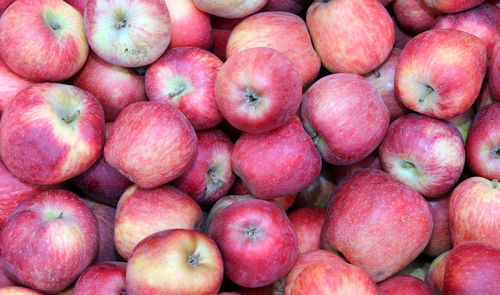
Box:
[419,85,434,103]
[205,165,225,199]
[187,253,201,268]
[114,17,128,30]
[168,84,186,100]
[244,89,261,108]
[401,161,416,169]
[493,148,500,159]
[61,109,80,124]
[56,212,64,219]
[244,225,265,241]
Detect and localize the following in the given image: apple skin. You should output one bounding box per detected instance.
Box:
[72,262,126,295]
[0,57,34,115]
[84,199,119,263]
[306,0,394,75]
[104,101,197,189]
[379,113,465,198]
[215,47,302,134]
[210,16,244,61]
[145,47,223,130]
[165,0,212,49]
[466,102,500,180]
[301,73,390,165]
[393,17,414,49]
[84,0,171,67]
[477,80,497,112]
[64,0,87,14]
[449,177,500,248]
[0,190,99,293]
[0,0,15,14]
[231,116,321,199]
[114,184,202,260]
[262,0,313,14]
[208,199,298,288]
[230,179,297,210]
[393,0,441,33]
[0,263,13,288]
[423,0,486,13]
[226,12,321,87]
[288,206,325,254]
[126,229,224,295]
[442,241,500,295]
[424,194,452,257]
[193,0,269,18]
[321,169,433,282]
[425,250,449,294]
[294,163,336,209]
[0,83,105,185]
[445,107,474,142]
[331,150,381,183]
[0,287,43,295]
[364,48,409,121]
[378,275,433,295]
[0,0,88,81]
[395,29,487,119]
[173,128,235,205]
[491,43,500,99]
[72,52,146,122]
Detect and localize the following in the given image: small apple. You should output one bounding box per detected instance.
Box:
[424,194,452,257]
[84,199,119,263]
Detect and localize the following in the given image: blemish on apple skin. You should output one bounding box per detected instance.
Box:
[376,271,384,277]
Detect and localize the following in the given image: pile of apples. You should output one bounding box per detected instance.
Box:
[0,0,498,294]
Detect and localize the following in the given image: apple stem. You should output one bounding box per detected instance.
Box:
[493,179,498,189]
[61,109,80,124]
[187,253,200,268]
[419,85,434,103]
[168,84,186,100]
[205,165,225,200]
[114,18,127,30]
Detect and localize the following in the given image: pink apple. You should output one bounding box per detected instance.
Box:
[393,0,441,33]
[395,29,487,119]
[288,206,325,254]
[0,83,105,185]
[262,0,313,14]
[215,47,302,134]
[321,169,433,282]
[84,199,118,263]
[306,0,394,74]
[231,116,321,199]
[380,114,465,198]
[0,287,43,295]
[226,12,321,87]
[0,190,99,293]
[145,47,223,130]
[0,57,34,115]
[114,185,202,260]
[104,101,197,189]
[301,73,389,165]
[173,128,235,205]
[423,0,486,13]
[126,229,224,295]
[0,0,88,81]
[423,194,452,257]
[294,164,336,209]
[165,0,212,49]
[84,0,171,67]
[208,199,298,288]
[378,275,433,295]
[466,102,500,180]
[331,150,381,182]
[73,262,126,295]
[193,0,269,18]
[491,43,500,99]
[425,250,449,294]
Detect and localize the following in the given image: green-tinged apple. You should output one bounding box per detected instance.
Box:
[294,163,336,209]
[73,262,126,295]
[445,107,474,142]
[193,0,269,18]
[425,251,449,294]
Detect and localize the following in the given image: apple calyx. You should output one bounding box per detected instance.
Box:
[56,212,64,219]
[205,165,225,199]
[244,225,265,241]
[493,148,500,159]
[244,89,261,109]
[419,85,435,103]
[187,253,201,268]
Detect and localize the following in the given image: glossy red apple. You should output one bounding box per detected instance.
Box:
[288,206,325,254]
[165,0,212,49]
[0,57,34,115]
[85,199,118,263]
[393,0,441,33]
[425,250,449,294]
[73,262,126,295]
[378,275,433,295]
[424,194,452,257]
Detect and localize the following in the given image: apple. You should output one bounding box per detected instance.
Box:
[84,199,118,263]
[378,275,433,295]
[423,0,486,13]
[445,107,475,142]
[193,0,269,18]
[165,0,212,49]
[0,0,14,14]
[0,57,34,115]
[424,194,452,257]
[393,0,441,33]
[215,47,302,134]
[306,0,394,74]
[145,47,223,130]
[84,0,171,67]
[425,250,449,294]
[0,287,43,295]
[379,113,465,198]
[393,17,414,49]
[73,262,126,295]
[173,128,235,205]
[364,48,409,121]
[208,199,298,288]
[491,43,500,99]
[395,29,487,119]
[294,163,336,209]
[288,206,326,254]
[0,83,105,185]
[205,194,258,233]
[262,0,313,14]
[114,184,202,260]
[379,0,391,5]
[210,16,244,61]
[331,150,381,182]
[226,11,321,87]
[466,102,500,180]
[0,0,88,81]
[231,116,321,199]
[104,101,197,189]
[229,179,297,211]
[321,169,433,282]
[71,52,146,122]
[64,0,87,15]
[442,241,500,294]
[0,263,13,288]
[301,73,389,165]
[477,80,497,112]
[0,190,99,293]
[126,229,224,295]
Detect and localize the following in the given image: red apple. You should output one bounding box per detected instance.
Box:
[321,169,433,282]
[84,199,118,263]
[193,0,269,18]
[306,0,394,74]
[114,185,202,260]
[425,250,449,294]
[173,128,235,205]
[442,241,500,294]
[466,102,500,180]
[126,229,224,295]
[0,0,88,81]
[301,73,389,165]
[64,0,86,14]
[0,0,14,14]
[208,199,298,288]
[226,12,321,87]
[205,194,256,232]
[0,190,99,293]
[294,163,336,209]
[210,16,244,61]
[331,150,381,182]
[0,83,105,185]
[424,194,452,257]
[378,275,433,295]
[393,17,414,49]
[73,262,126,295]
[0,263,14,288]
[215,47,302,134]
[165,0,212,49]
[84,0,171,67]
[423,0,486,13]
[379,114,465,198]
[491,42,500,99]
[0,57,34,115]
[288,206,325,254]
[145,47,223,130]
[395,29,487,119]
[0,287,43,295]
[231,116,321,199]
[393,0,441,33]
[262,0,313,14]
[104,101,197,189]
[477,80,497,112]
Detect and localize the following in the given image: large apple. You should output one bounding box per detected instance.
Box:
[0,57,34,115]
[0,0,88,81]
[0,83,105,185]
[377,275,433,295]
[0,190,98,293]
[84,199,118,263]
[423,0,486,13]
[84,0,171,67]
[393,0,441,33]
[424,194,452,257]
[193,0,269,18]
[165,0,212,49]
[73,262,126,295]
[395,29,487,119]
